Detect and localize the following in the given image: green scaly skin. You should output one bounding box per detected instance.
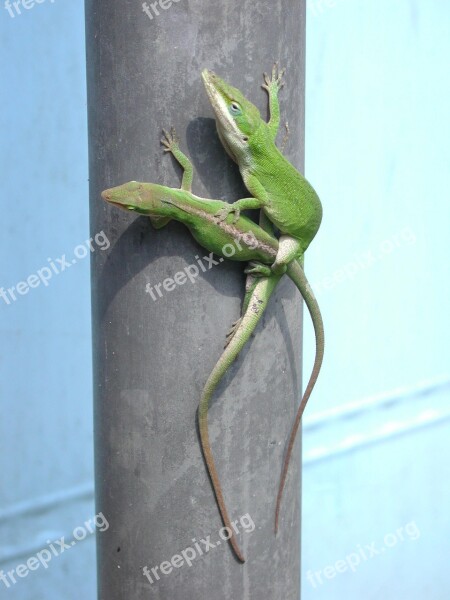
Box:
[202,64,323,274]
[101,128,324,561]
[202,65,324,530]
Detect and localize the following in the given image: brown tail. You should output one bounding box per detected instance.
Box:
[198,274,281,561]
[275,262,324,533]
[198,409,246,562]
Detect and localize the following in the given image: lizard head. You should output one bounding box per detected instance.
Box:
[101,181,152,214]
[202,69,262,162]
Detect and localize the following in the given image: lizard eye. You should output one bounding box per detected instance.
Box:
[229,102,242,115]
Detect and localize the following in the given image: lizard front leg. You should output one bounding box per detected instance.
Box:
[262,62,286,141]
[161,127,194,191]
[148,127,196,230]
[215,173,270,223]
[214,197,265,224]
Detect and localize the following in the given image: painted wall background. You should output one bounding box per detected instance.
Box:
[0,1,448,598]
[303,1,450,598]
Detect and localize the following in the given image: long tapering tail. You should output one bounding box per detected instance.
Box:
[198,274,281,562]
[275,261,324,533]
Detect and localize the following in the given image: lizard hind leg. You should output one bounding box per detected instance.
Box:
[244,261,272,277]
[271,235,302,275]
[225,258,274,348]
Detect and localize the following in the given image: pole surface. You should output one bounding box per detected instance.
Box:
[85,1,305,598]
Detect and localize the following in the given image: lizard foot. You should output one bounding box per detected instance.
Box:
[244,261,272,277]
[215,205,240,223]
[161,127,179,154]
[262,62,286,94]
[224,318,242,348]
[271,262,288,276]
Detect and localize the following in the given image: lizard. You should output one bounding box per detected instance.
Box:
[101,127,324,561]
[202,64,324,531]
[201,63,322,276]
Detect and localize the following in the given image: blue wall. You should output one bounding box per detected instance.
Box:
[0,3,95,598]
[303,0,450,598]
[0,1,448,598]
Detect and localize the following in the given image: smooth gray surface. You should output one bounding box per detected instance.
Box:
[85,1,305,598]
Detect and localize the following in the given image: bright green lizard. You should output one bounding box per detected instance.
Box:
[202,64,323,531]
[102,127,324,562]
[202,64,322,274]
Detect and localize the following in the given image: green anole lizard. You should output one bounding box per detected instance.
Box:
[102,127,324,562]
[202,64,323,532]
[202,65,322,278]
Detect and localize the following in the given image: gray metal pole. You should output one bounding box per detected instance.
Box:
[85,1,306,598]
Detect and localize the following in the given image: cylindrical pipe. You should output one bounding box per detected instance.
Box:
[85,1,305,598]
